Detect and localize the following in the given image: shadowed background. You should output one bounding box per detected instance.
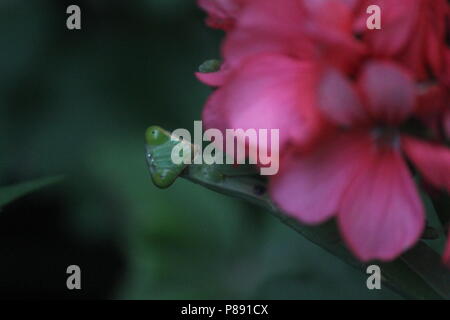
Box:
[0,0,399,299]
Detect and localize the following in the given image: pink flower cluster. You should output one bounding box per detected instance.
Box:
[197,0,450,263]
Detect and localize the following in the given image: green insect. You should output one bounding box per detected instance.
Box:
[145,126,262,189]
[145,126,194,189]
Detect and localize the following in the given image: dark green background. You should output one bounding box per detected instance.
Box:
[0,0,399,299]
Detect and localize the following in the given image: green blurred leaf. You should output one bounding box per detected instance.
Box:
[421,191,446,254]
[0,175,64,208]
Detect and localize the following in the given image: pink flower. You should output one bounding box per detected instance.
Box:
[270,61,450,261]
[355,0,449,80]
[197,0,450,262]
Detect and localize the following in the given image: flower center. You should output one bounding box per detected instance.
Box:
[371,127,401,150]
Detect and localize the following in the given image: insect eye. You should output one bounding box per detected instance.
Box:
[145,126,169,146]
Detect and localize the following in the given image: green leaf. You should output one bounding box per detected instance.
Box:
[182,164,450,300]
[393,242,450,299]
[421,191,446,254]
[145,127,450,300]
[0,175,64,208]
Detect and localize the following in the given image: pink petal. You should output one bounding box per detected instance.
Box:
[415,84,448,117]
[338,0,360,10]
[414,85,448,139]
[302,0,353,30]
[442,49,450,87]
[444,109,450,141]
[444,235,450,268]
[270,132,371,224]
[318,69,368,127]
[424,0,447,79]
[222,0,314,69]
[356,0,448,80]
[301,0,366,72]
[402,136,450,192]
[426,27,444,82]
[201,85,230,134]
[203,53,325,150]
[357,0,419,56]
[195,70,228,87]
[338,146,425,261]
[399,19,428,80]
[359,61,416,124]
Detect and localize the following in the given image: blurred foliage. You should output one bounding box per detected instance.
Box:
[0,0,400,299]
[0,176,63,208]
